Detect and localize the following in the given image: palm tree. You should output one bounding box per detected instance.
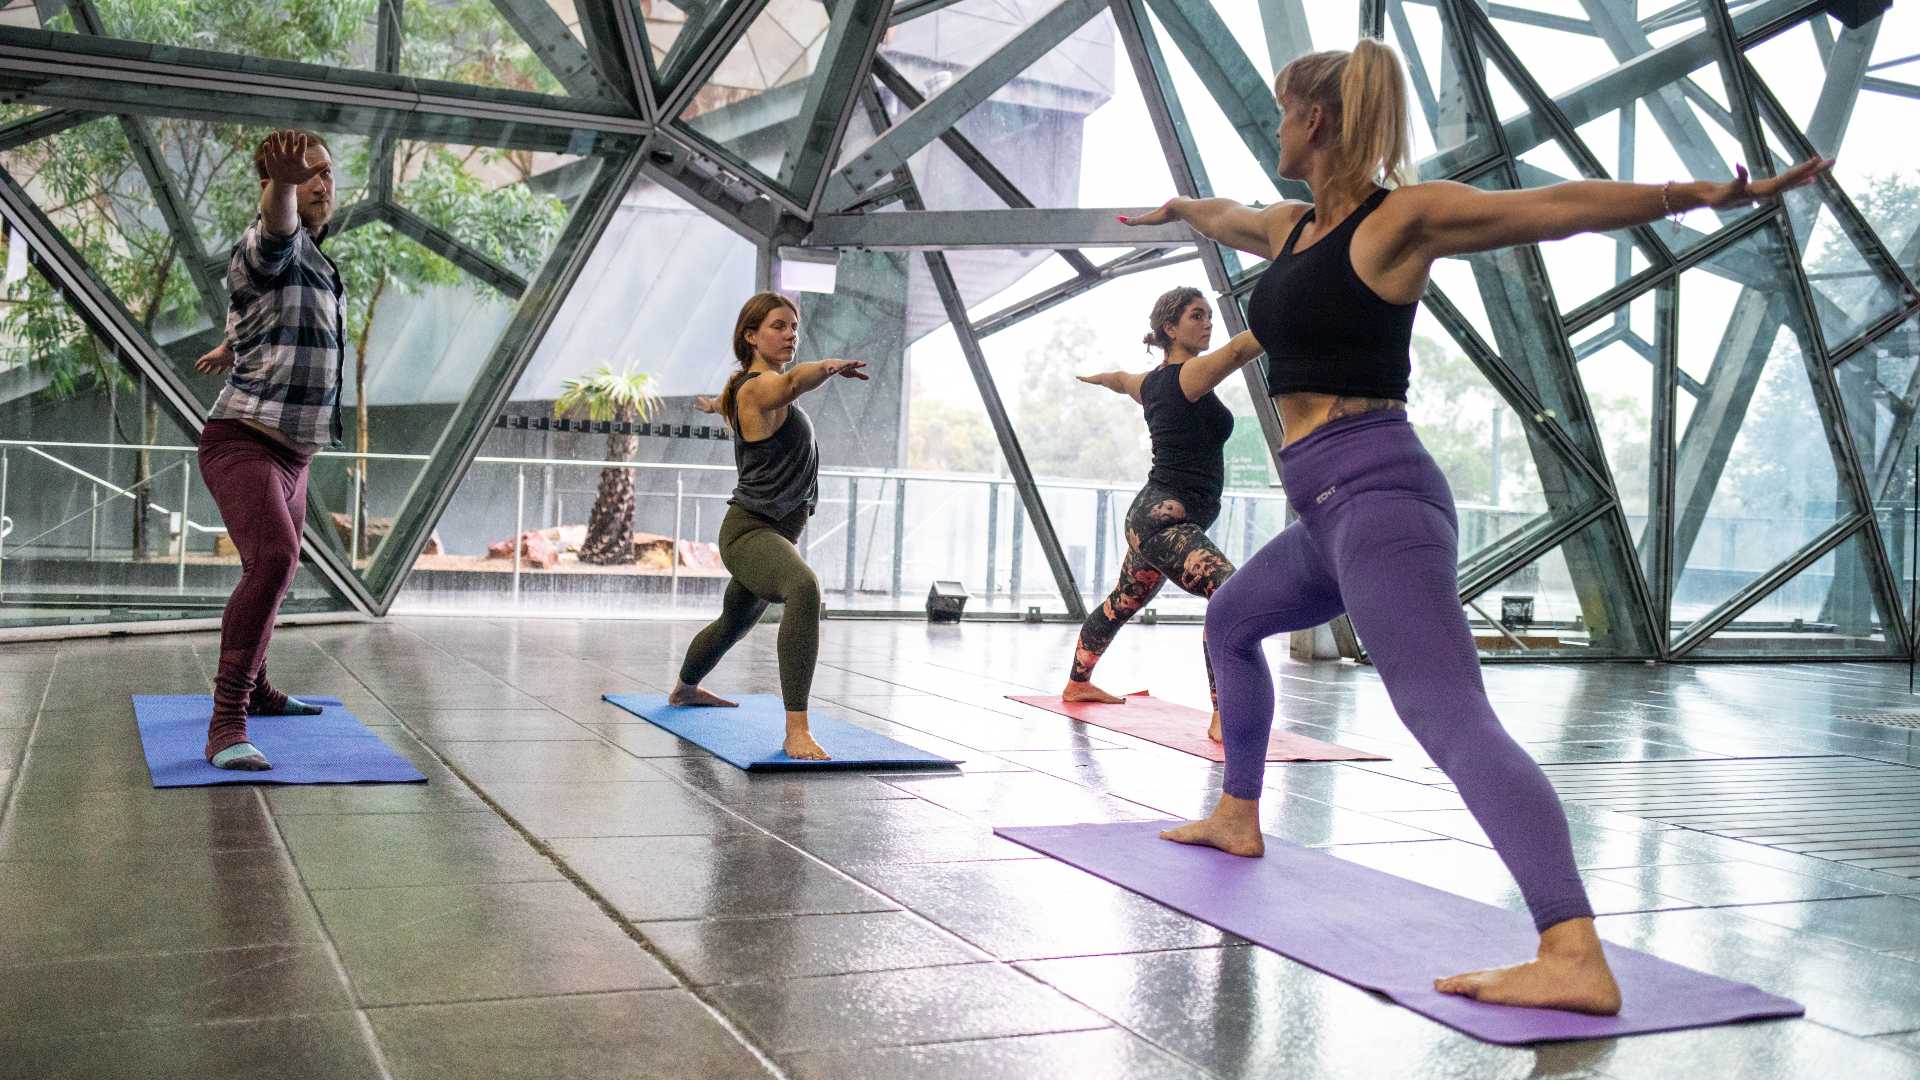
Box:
[554,363,662,565]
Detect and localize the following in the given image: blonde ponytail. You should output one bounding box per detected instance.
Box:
[1275,39,1415,199]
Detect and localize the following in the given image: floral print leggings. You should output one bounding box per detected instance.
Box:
[1070,484,1236,703]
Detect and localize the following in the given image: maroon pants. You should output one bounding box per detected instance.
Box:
[198,420,311,756]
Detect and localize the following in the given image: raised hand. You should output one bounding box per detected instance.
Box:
[1118,198,1180,227]
[259,131,326,187]
[1700,157,1833,210]
[692,394,720,415]
[194,340,235,375]
[824,359,869,381]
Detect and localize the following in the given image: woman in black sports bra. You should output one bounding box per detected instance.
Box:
[1065,286,1263,742]
[1123,39,1829,1015]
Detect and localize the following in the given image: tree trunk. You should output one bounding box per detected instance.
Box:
[578,405,639,565]
[134,395,157,560]
[354,272,388,563]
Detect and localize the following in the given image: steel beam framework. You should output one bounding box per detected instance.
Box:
[0,0,1915,660]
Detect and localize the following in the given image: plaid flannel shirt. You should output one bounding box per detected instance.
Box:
[207,218,346,450]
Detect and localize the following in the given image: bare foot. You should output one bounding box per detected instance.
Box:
[1207,709,1222,743]
[783,727,830,761]
[669,683,737,708]
[1159,793,1265,857]
[1062,680,1126,704]
[1434,917,1622,1015]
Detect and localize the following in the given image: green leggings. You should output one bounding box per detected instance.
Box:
[679,504,821,710]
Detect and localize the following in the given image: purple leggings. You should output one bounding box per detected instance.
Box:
[1206,411,1593,933]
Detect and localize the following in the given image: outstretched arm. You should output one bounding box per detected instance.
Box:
[1176,331,1265,402]
[1076,370,1147,404]
[1408,157,1833,261]
[1121,197,1297,260]
[739,359,869,410]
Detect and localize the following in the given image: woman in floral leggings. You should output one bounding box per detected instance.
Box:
[1065,287,1265,740]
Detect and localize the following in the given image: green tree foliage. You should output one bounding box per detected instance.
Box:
[0,0,572,562]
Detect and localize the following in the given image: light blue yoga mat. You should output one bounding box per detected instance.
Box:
[133,695,427,788]
[601,693,962,771]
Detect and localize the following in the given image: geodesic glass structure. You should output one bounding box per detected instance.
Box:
[1,0,1915,661]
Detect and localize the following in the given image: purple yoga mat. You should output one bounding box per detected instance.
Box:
[996,821,1803,1044]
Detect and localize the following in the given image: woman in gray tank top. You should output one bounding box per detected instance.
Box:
[677,291,869,761]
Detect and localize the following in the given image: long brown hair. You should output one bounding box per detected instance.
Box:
[1274,39,1414,200]
[719,291,799,427]
[1143,286,1205,356]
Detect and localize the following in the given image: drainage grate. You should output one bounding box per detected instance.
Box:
[1834,713,1920,729]
[1539,755,1920,880]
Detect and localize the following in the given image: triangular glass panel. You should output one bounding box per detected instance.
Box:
[28,0,616,102]
[1569,290,1660,553]
[1687,530,1902,657]
[1507,11,1766,258]
[1463,512,1655,658]
[1670,224,1856,640]
[1399,300,1580,564]
[401,0,620,99]
[675,0,894,203]
[1510,126,1658,314]
[392,178,755,619]
[1836,313,1920,631]
[1,114,225,392]
[1778,178,1916,353]
[1425,167,1612,475]
[1383,0,1495,178]
[1748,3,1916,283]
[0,232,354,629]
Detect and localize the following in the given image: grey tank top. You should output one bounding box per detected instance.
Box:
[729,372,819,520]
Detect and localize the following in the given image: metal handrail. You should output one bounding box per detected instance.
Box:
[0,436,1292,502]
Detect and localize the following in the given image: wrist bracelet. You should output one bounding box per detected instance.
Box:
[1661,180,1685,222]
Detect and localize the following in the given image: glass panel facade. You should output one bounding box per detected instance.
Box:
[1,0,1915,661]
[0,251,351,629]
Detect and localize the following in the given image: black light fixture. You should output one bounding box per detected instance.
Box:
[926,581,968,623]
[1824,0,1891,29]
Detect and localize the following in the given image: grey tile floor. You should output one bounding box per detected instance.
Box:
[4,618,1920,1079]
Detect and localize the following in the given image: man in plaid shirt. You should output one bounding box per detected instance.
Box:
[194,129,344,771]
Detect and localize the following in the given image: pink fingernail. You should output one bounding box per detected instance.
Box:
[1115,215,1128,223]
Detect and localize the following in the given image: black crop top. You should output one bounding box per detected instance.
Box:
[729,373,819,520]
[1246,186,1417,402]
[1142,363,1235,508]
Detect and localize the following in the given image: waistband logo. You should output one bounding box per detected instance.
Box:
[1314,485,1336,504]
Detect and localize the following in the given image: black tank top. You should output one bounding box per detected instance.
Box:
[728,372,819,520]
[1142,362,1235,508]
[1247,187,1417,401]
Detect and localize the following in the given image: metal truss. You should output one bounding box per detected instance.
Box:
[3,0,1916,660]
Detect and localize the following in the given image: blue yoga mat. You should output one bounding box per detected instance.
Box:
[601,693,961,771]
[133,695,427,788]
[998,821,1804,1044]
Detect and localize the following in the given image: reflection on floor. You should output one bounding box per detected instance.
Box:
[3,618,1920,1079]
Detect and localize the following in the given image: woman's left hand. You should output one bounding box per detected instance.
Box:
[824,359,870,380]
[1699,157,1833,210]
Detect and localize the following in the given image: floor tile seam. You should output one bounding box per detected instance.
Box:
[0,650,62,833]
[0,938,341,974]
[252,787,400,1080]
[298,873,574,894]
[379,720,797,1080]
[770,1023,1229,1079]
[0,1004,386,1051]
[676,955,989,990]
[993,960,1239,1079]
[351,984,692,1013]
